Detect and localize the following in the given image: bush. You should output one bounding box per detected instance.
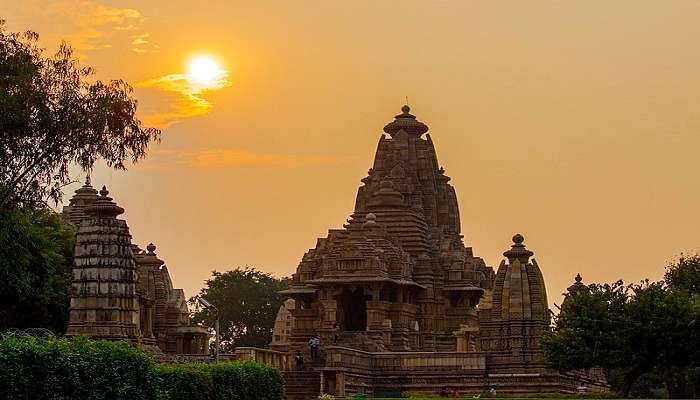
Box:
[0,335,158,400]
[156,360,283,400]
[0,335,284,400]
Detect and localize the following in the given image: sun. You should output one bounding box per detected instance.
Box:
[186,55,226,87]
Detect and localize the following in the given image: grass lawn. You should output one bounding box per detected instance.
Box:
[348,395,633,400]
[348,393,632,400]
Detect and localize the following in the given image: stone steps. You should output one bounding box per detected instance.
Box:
[284,370,321,400]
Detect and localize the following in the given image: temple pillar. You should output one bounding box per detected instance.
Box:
[194,335,201,354]
[366,300,391,330]
[453,324,479,352]
[337,372,346,397]
[320,299,338,329]
[142,304,154,338]
[176,335,183,354]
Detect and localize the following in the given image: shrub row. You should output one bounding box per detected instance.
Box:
[0,335,283,400]
[156,361,283,400]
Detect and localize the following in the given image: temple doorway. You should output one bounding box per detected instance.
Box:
[338,287,367,331]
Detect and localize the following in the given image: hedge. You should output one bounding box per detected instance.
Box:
[0,335,283,400]
[156,360,284,400]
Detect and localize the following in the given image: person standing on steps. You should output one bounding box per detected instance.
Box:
[294,350,304,370]
[308,334,321,360]
[332,322,340,344]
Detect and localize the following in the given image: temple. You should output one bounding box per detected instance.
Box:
[279,106,607,397]
[62,181,209,355]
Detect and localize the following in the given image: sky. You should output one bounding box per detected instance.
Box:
[3,1,700,308]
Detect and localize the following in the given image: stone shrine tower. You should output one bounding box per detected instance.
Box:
[479,234,550,373]
[61,176,99,226]
[66,186,141,340]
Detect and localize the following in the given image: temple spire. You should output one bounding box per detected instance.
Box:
[503,234,534,263]
[383,105,429,137]
[84,185,125,218]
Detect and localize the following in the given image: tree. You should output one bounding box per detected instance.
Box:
[665,254,700,295]
[0,21,160,208]
[541,279,637,393]
[542,274,700,398]
[189,268,291,350]
[0,201,75,334]
[664,255,700,397]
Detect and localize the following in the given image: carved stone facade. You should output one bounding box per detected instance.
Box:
[279,106,607,395]
[478,234,550,373]
[63,181,208,354]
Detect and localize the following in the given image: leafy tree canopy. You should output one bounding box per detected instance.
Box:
[665,254,700,295]
[189,268,291,350]
[0,21,160,208]
[542,263,700,398]
[0,202,75,334]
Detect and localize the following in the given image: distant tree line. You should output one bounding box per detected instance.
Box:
[542,256,700,398]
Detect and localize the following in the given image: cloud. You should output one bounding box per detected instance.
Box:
[3,1,157,55]
[135,69,231,128]
[130,32,158,53]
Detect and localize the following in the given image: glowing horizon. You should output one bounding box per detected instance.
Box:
[5,0,700,309]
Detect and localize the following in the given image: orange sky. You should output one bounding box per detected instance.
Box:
[4,1,700,308]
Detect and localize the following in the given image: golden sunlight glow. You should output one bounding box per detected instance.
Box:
[186,55,226,87]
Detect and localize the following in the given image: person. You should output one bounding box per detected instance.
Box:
[439,387,449,397]
[294,351,304,370]
[451,388,461,398]
[333,322,340,344]
[308,334,321,360]
[489,385,497,396]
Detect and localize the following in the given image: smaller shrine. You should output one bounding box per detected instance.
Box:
[62,179,208,355]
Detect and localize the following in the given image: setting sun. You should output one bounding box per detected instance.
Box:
[186,55,226,87]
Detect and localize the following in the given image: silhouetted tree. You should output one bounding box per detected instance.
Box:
[189,268,291,350]
[0,20,160,208]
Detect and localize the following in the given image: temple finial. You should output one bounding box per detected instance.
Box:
[383,103,429,136]
[100,186,109,197]
[85,174,91,186]
[503,233,534,263]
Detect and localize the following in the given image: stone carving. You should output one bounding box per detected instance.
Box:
[279,106,607,396]
[62,180,208,354]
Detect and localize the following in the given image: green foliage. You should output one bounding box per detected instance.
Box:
[189,267,291,349]
[0,20,160,207]
[156,360,283,400]
[542,268,700,397]
[541,280,630,372]
[665,254,700,294]
[0,335,158,400]
[0,203,74,333]
[0,335,284,400]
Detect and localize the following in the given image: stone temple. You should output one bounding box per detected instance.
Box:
[277,106,606,397]
[62,179,208,355]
